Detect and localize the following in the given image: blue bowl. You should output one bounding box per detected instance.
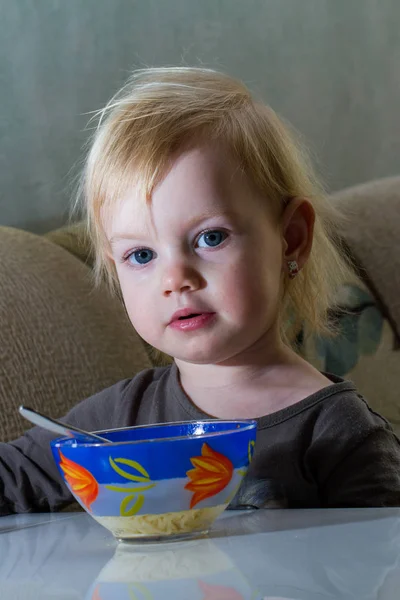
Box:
[51,420,257,542]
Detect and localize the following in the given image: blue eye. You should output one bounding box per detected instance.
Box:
[197,230,227,248]
[126,248,155,265]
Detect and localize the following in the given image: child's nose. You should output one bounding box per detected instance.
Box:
[162,263,202,296]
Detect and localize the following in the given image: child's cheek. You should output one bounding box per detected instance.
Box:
[118,282,151,328]
[218,265,258,313]
[124,298,159,347]
[218,261,277,321]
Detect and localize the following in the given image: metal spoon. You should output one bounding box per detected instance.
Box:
[19,405,110,443]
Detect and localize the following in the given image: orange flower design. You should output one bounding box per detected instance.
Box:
[185,443,233,509]
[198,580,245,599]
[91,586,102,600]
[58,450,99,511]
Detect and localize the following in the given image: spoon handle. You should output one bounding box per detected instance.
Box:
[18,406,109,443]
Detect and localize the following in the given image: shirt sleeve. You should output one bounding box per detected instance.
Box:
[308,395,400,507]
[0,379,134,515]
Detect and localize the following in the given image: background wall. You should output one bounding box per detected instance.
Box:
[1,0,399,233]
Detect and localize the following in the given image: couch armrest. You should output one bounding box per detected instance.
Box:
[330,176,400,346]
[0,226,152,441]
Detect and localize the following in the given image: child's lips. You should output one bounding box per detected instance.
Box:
[168,310,216,331]
[169,307,209,323]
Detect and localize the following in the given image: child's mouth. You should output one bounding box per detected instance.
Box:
[169,312,216,332]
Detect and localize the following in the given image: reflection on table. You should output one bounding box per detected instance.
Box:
[0,508,400,599]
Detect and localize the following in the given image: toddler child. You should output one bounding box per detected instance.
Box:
[1,67,399,515]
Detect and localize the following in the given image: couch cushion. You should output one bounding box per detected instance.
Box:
[45,222,93,267]
[330,176,400,345]
[0,227,152,441]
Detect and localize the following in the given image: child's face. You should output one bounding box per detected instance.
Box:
[107,144,286,365]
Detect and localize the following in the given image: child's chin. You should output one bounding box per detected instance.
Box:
[172,345,235,366]
[174,352,216,365]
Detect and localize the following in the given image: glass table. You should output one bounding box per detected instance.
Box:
[1,508,400,599]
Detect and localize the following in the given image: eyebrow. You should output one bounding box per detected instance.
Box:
[109,233,145,245]
[181,210,237,230]
[109,210,237,245]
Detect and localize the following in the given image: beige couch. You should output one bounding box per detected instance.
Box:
[1,176,399,447]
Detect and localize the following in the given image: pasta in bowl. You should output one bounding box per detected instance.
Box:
[51,420,257,542]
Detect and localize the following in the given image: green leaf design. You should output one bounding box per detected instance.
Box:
[105,483,155,493]
[248,440,255,463]
[109,457,150,482]
[128,582,153,600]
[107,455,156,518]
[121,493,145,516]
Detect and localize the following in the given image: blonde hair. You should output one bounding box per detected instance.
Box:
[79,66,355,345]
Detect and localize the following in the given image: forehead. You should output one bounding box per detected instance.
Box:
[106,143,265,237]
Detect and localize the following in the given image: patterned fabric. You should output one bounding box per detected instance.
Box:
[301,281,400,435]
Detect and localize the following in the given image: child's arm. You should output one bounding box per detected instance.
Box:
[0,378,136,515]
[320,427,400,507]
[0,427,73,514]
[310,396,400,507]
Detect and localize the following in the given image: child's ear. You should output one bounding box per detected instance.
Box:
[281,198,315,269]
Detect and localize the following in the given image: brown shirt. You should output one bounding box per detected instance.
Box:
[1,364,400,514]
